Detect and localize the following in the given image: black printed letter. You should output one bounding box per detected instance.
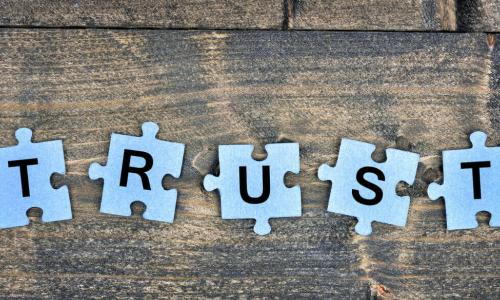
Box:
[239,166,271,204]
[120,150,153,190]
[352,166,385,206]
[8,158,39,197]
[460,161,491,199]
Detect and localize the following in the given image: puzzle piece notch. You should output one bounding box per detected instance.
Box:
[204,143,301,235]
[15,128,33,145]
[89,162,107,181]
[318,163,336,183]
[427,182,444,202]
[0,128,72,228]
[254,218,272,235]
[140,121,160,141]
[470,131,488,147]
[89,122,185,223]
[318,138,419,236]
[427,131,500,230]
[354,218,373,236]
[203,173,219,192]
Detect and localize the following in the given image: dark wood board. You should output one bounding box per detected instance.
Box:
[457,0,500,32]
[0,29,498,299]
[287,0,457,31]
[0,0,284,29]
[3,0,500,33]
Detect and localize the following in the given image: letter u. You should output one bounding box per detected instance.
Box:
[239,166,271,204]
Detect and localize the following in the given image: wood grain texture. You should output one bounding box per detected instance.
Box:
[0,0,284,29]
[3,0,500,33]
[0,29,499,298]
[287,0,457,31]
[457,0,500,32]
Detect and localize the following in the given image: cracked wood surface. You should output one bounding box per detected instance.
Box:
[0,29,498,298]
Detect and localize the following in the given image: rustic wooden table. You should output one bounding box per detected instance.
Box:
[0,1,498,298]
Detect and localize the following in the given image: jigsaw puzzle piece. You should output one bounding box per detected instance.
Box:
[426,181,477,229]
[142,189,178,222]
[0,128,71,228]
[98,182,178,222]
[39,186,72,223]
[98,186,138,218]
[375,148,419,229]
[427,131,500,230]
[258,143,301,234]
[385,148,420,185]
[89,122,185,223]
[203,143,301,235]
[203,144,255,193]
[319,138,419,235]
[319,138,376,213]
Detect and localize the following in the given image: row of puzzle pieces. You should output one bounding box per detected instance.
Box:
[0,123,498,235]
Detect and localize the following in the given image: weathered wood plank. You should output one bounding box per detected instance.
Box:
[3,0,500,32]
[457,0,500,32]
[0,29,498,298]
[0,0,284,29]
[288,0,457,31]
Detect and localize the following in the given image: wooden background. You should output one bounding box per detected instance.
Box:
[0,1,499,298]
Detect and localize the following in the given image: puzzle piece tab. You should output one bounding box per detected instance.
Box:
[318,138,419,235]
[89,122,185,223]
[203,143,301,235]
[0,128,72,228]
[428,131,500,230]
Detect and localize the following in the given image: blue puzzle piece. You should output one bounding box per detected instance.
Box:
[318,138,419,235]
[89,122,185,223]
[0,128,72,228]
[203,143,301,235]
[428,131,500,230]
